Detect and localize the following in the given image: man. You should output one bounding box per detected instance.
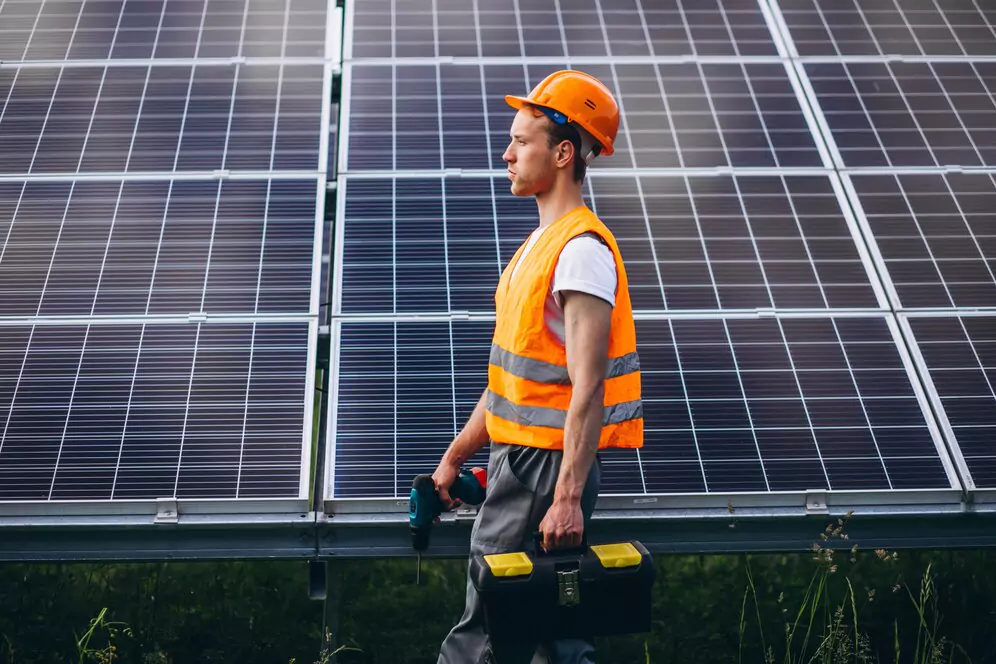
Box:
[433,70,644,664]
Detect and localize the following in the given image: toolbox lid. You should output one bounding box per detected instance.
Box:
[483,552,534,577]
[591,542,643,569]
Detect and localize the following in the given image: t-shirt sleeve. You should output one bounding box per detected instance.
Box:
[551,233,617,307]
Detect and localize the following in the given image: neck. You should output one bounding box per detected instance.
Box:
[535,179,585,228]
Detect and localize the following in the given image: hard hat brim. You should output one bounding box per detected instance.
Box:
[504,95,531,111]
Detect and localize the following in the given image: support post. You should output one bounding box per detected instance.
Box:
[321,560,343,663]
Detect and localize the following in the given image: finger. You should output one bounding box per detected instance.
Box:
[437,487,453,508]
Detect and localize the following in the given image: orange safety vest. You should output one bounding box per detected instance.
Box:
[485,205,644,451]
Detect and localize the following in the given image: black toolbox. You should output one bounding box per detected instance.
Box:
[469,540,655,641]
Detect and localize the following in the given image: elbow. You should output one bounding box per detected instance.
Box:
[572,378,605,410]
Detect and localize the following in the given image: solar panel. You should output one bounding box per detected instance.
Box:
[0,0,330,529]
[0,179,320,317]
[0,63,325,175]
[334,174,884,315]
[774,0,996,57]
[0,0,328,62]
[804,61,996,169]
[343,61,825,172]
[321,0,996,540]
[329,315,958,500]
[845,172,996,310]
[346,0,778,59]
[902,315,996,491]
[0,321,312,501]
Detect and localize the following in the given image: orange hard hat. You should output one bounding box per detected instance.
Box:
[505,70,620,157]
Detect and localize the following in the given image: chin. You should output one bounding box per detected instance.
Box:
[509,181,533,197]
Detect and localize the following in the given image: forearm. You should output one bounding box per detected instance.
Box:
[554,383,603,503]
[441,389,491,466]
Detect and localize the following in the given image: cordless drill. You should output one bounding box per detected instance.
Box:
[409,468,486,584]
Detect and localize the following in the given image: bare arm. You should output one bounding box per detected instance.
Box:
[539,289,610,550]
[442,389,490,467]
[433,389,490,506]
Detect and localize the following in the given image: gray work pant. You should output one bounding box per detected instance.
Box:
[437,441,601,664]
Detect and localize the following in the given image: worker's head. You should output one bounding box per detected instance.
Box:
[502,70,619,197]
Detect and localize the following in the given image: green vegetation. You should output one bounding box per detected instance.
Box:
[1,521,995,663]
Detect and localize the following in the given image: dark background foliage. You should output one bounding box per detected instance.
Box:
[2,546,996,663]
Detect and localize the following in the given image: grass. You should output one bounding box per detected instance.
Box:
[735,512,970,664]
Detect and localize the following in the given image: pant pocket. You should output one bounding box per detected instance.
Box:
[471,444,535,549]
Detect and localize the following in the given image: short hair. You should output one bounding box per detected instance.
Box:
[543,119,588,183]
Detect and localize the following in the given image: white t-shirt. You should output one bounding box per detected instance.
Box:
[508,228,617,345]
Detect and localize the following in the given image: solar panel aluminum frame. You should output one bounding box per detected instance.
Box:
[323,311,964,519]
[784,56,996,65]
[335,57,837,176]
[319,63,335,179]
[326,2,345,68]
[0,171,326,183]
[342,0,360,62]
[318,0,343,172]
[307,177,327,319]
[899,311,996,509]
[762,0,798,59]
[328,170,892,319]
[789,59,849,172]
[0,57,332,69]
[0,317,319,524]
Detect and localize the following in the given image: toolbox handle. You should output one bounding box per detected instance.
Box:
[532,530,588,556]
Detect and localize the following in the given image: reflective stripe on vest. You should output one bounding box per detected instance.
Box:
[486,390,643,429]
[489,344,641,385]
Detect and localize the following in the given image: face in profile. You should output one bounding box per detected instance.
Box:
[502,107,564,198]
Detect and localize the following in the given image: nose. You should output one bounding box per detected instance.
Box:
[502,143,514,164]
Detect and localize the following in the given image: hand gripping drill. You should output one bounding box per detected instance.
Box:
[409,467,486,584]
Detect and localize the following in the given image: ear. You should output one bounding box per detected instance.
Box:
[554,139,575,169]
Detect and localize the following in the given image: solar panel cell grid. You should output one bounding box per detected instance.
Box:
[336,175,880,315]
[0,179,318,318]
[806,61,996,169]
[0,322,309,501]
[0,63,324,175]
[0,0,326,516]
[848,172,996,310]
[346,62,823,172]
[331,317,953,499]
[906,315,996,488]
[349,0,777,59]
[0,0,327,62]
[776,0,996,57]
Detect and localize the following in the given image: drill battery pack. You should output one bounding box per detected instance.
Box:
[469,540,654,641]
